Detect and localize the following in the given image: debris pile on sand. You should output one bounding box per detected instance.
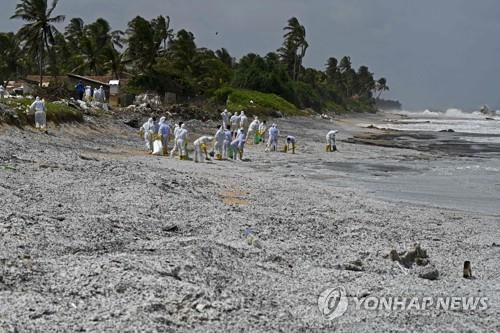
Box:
[337,259,365,272]
[388,243,439,280]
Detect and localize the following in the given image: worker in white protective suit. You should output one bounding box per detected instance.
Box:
[266,124,279,152]
[193,135,214,163]
[222,125,232,159]
[230,112,240,138]
[176,124,189,160]
[247,116,260,144]
[84,86,92,102]
[93,87,100,102]
[285,135,296,154]
[257,120,267,144]
[141,117,156,153]
[239,111,248,129]
[30,96,47,130]
[96,85,106,103]
[230,128,246,160]
[158,117,171,155]
[221,109,231,128]
[326,130,338,152]
[169,123,182,158]
[214,125,225,160]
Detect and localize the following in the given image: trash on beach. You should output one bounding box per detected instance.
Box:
[388,243,429,269]
[387,244,439,280]
[338,259,364,272]
[463,261,472,279]
[243,228,262,249]
[0,165,17,171]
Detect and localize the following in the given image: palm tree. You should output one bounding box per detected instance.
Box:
[375,78,389,98]
[125,16,169,72]
[151,15,173,51]
[11,0,65,86]
[168,29,197,72]
[0,32,24,80]
[105,48,129,79]
[357,65,375,98]
[71,18,123,76]
[65,18,85,48]
[215,48,233,68]
[278,17,308,81]
[338,56,352,73]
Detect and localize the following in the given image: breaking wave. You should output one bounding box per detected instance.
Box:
[393,108,498,119]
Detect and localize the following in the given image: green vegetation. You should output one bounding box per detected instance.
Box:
[0,97,83,126]
[1,0,391,116]
[214,87,301,117]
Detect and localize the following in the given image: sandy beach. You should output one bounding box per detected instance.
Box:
[0,112,499,332]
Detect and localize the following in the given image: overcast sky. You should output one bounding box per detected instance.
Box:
[2,0,500,110]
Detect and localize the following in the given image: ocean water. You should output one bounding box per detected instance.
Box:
[374,108,500,143]
[349,108,500,215]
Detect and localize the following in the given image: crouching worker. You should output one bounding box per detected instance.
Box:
[230,128,246,160]
[30,97,47,131]
[326,130,338,152]
[194,135,214,163]
[285,135,296,154]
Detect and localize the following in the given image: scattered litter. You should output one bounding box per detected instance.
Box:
[388,243,429,269]
[463,261,472,279]
[244,228,262,249]
[388,244,439,280]
[338,259,364,272]
[417,265,439,281]
[0,165,17,171]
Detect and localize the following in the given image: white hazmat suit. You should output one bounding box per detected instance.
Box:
[194,136,214,163]
[266,124,279,152]
[170,124,181,157]
[230,113,240,135]
[247,117,260,143]
[230,130,246,160]
[30,97,47,129]
[176,125,188,159]
[223,129,232,159]
[214,126,225,159]
[141,118,156,152]
[84,86,92,102]
[239,111,248,128]
[221,109,231,128]
[326,130,338,152]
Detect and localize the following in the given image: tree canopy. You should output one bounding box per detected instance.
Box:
[1,1,389,112]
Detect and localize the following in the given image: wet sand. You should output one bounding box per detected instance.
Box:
[0,113,499,332]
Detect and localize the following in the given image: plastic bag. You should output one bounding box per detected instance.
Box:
[152,140,164,155]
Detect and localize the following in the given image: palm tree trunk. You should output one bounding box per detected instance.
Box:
[291,51,297,81]
[39,30,44,87]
